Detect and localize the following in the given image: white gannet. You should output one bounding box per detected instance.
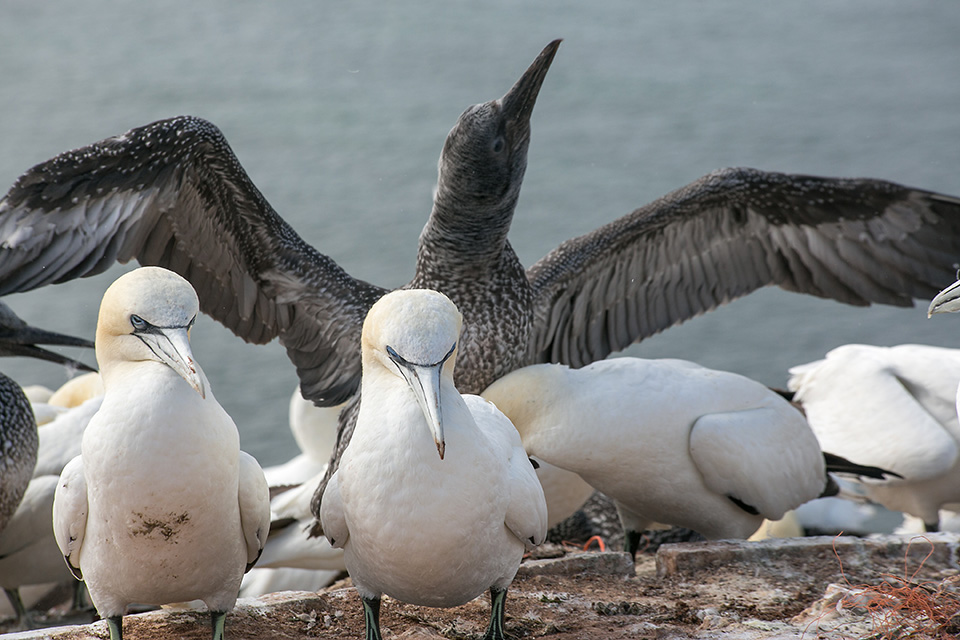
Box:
[2,42,960,531]
[0,475,77,626]
[788,343,960,532]
[320,289,546,640]
[51,267,271,640]
[481,358,890,557]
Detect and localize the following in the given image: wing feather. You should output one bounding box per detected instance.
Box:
[528,167,960,366]
[0,116,386,404]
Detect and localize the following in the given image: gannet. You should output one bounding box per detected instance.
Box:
[2,40,959,527]
[0,475,76,627]
[778,278,960,532]
[51,267,271,640]
[788,344,960,531]
[319,289,546,640]
[481,358,891,557]
[0,303,96,627]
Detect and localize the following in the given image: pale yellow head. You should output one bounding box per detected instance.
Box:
[95,266,205,397]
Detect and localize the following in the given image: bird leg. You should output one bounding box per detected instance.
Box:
[362,595,383,640]
[211,610,227,640]
[623,529,642,561]
[3,588,31,630]
[481,587,508,640]
[106,615,123,640]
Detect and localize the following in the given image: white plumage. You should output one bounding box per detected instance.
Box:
[51,266,271,640]
[788,316,960,530]
[482,358,830,554]
[320,289,546,640]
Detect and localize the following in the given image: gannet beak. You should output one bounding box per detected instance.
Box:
[499,39,560,126]
[398,362,446,460]
[928,277,960,317]
[145,327,206,398]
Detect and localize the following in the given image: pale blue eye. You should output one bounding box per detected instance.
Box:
[130,314,146,330]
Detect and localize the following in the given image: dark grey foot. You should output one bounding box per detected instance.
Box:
[481,587,508,640]
[107,615,123,640]
[624,529,642,561]
[3,587,31,630]
[923,520,940,532]
[211,610,227,640]
[362,595,383,640]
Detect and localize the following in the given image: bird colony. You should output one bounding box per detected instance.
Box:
[2,40,960,639]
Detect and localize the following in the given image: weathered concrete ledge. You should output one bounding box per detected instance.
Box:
[655,532,960,578]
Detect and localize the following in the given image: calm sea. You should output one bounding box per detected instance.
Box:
[1,1,958,464]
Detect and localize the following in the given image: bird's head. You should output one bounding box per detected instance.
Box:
[361,289,463,459]
[928,274,960,318]
[433,39,560,222]
[95,266,205,398]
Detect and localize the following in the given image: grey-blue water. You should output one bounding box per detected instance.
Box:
[1,1,958,466]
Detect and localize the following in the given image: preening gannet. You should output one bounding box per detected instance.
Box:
[51,266,271,640]
[2,41,959,531]
[482,358,891,557]
[320,289,546,640]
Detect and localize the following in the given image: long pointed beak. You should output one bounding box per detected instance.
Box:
[145,327,206,398]
[928,277,960,317]
[499,39,561,126]
[398,362,446,459]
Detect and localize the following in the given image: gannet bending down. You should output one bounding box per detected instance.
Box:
[787,343,960,532]
[2,42,960,529]
[51,267,271,640]
[482,358,890,558]
[320,289,546,640]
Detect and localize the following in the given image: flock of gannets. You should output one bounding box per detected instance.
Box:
[1,38,960,639]
[2,40,960,538]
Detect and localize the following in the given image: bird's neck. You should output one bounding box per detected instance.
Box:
[417,192,518,265]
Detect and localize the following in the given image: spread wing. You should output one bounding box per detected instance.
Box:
[0,116,386,404]
[527,167,960,367]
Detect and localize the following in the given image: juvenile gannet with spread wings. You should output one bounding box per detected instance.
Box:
[2,40,960,523]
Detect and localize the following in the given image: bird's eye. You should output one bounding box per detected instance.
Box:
[130,314,146,330]
[491,137,505,154]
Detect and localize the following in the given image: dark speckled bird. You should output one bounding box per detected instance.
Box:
[2,40,960,528]
[0,302,94,627]
[0,301,95,530]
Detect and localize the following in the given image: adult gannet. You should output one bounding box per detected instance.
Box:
[481,358,891,557]
[0,475,76,628]
[51,267,271,640]
[788,343,960,532]
[2,41,959,526]
[320,289,546,640]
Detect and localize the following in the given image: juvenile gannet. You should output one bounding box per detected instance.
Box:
[320,289,546,640]
[51,266,271,640]
[481,358,891,557]
[0,304,96,627]
[0,302,95,373]
[2,41,959,526]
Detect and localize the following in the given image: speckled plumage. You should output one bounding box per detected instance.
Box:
[2,41,960,535]
[0,375,38,536]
